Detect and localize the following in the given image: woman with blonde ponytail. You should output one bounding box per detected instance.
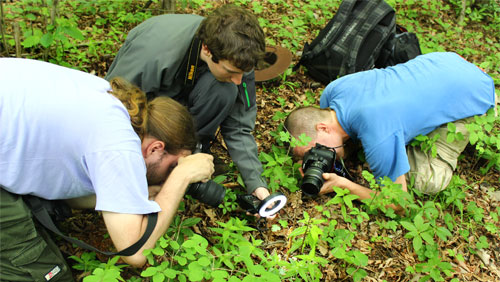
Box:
[0,59,214,280]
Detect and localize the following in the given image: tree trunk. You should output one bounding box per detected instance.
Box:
[0,0,10,56]
[458,0,467,23]
[162,0,176,13]
[14,22,21,57]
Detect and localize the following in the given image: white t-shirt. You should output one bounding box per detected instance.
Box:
[0,58,160,214]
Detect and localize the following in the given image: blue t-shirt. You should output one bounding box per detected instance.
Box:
[0,58,161,214]
[320,52,495,181]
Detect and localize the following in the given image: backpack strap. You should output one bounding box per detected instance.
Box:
[24,195,158,257]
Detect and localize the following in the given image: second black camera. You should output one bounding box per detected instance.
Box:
[301,143,347,196]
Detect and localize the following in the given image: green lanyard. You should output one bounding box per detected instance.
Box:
[242,82,251,108]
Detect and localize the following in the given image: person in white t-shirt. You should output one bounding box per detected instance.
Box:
[0,58,214,281]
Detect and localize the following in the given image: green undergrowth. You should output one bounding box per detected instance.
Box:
[2,0,499,281]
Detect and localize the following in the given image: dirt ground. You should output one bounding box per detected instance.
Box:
[19,1,496,281]
[59,71,500,282]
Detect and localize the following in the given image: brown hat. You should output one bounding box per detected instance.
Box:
[254,45,293,82]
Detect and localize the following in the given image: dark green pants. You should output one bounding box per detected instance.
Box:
[0,188,74,282]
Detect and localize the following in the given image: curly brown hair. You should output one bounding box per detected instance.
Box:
[197,5,266,72]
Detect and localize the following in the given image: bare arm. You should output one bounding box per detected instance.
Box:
[102,153,214,267]
[319,173,407,213]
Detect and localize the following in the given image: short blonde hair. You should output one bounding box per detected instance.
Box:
[284,106,331,140]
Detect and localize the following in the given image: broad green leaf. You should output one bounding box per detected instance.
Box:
[152,247,164,256]
[400,221,418,233]
[182,240,195,248]
[152,272,165,282]
[331,246,346,259]
[261,272,281,282]
[40,33,54,48]
[25,13,36,21]
[169,240,180,250]
[344,194,359,209]
[228,276,242,282]
[63,26,85,40]
[414,214,425,229]
[447,132,455,143]
[413,236,423,251]
[211,270,229,279]
[352,250,369,266]
[141,267,158,277]
[414,135,427,141]
[22,35,40,48]
[181,217,202,227]
[429,268,442,281]
[447,122,456,132]
[175,255,187,266]
[436,226,452,241]
[242,275,257,282]
[212,175,227,183]
[197,256,211,267]
[421,231,435,244]
[186,262,204,281]
[352,268,367,282]
[165,268,177,279]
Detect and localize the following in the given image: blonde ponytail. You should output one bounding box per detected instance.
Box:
[108,77,148,140]
[108,77,197,154]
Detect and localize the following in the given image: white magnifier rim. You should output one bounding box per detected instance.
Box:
[258,193,287,217]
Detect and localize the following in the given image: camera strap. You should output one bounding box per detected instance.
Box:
[24,195,157,257]
[320,143,352,180]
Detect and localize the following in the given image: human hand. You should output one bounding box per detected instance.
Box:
[174,153,214,184]
[298,161,304,177]
[319,173,346,195]
[250,187,278,221]
[148,185,162,200]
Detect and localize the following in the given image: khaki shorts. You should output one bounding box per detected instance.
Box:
[407,93,498,194]
[406,117,474,194]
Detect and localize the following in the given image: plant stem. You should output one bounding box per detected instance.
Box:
[300,216,312,253]
[0,0,10,56]
[13,21,20,57]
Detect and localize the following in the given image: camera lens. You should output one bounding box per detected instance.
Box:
[186,180,226,207]
[300,167,325,196]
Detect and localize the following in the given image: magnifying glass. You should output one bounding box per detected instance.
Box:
[237,192,287,218]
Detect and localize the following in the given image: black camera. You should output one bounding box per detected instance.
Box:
[186,180,225,207]
[185,144,226,207]
[301,143,347,196]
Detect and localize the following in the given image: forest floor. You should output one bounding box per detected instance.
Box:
[8,0,495,281]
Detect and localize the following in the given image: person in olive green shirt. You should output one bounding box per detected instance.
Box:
[106,5,274,206]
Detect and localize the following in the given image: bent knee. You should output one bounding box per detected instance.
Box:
[407,157,454,195]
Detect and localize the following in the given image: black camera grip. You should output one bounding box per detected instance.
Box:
[236,194,261,214]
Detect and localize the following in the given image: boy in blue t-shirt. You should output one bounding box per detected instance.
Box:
[285,52,495,212]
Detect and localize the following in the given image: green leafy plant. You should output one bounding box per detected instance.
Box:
[287,211,325,254]
[361,171,415,218]
[466,107,500,174]
[259,145,300,193]
[5,1,499,281]
[325,187,368,229]
[410,133,441,158]
[82,256,127,282]
[69,252,101,273]
[400,213,435,253]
